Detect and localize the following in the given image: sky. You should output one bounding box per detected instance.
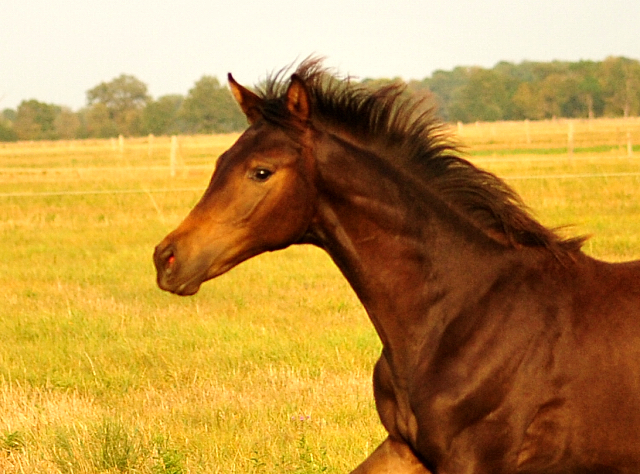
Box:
[2,0,639,111]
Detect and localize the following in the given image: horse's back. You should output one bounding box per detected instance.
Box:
[409,253,640,472]
[520,255,640,472]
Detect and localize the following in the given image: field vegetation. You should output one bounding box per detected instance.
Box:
[1,117,640,472]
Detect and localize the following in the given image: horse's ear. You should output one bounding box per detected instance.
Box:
[286,74,310,123]
[228,73,263,124]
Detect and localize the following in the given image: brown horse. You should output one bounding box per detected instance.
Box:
[154,60,640,473]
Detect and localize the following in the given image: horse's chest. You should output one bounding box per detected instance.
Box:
[372,354,421,445]
[389,357,539,471]
[373,354,515,466]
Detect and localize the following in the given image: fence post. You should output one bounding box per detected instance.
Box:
[525,119,531,145]
[170,135,178,177]
[628,130,633,157]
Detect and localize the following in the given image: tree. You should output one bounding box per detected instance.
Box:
[86,74,150,135]
[576,75,602,119]
[512,82,544,120]
[421,67,472,121]
[13,100,61,140]
[81,103,118,138]
[537,74,568,119]
[142,95,184,135]
[568,61,604,119]
[599,57,640,117]
[2,108,16,122]
[54,107,81,139]
[181,76,247,134]
[448,68,512,122]
[0,109,16,141]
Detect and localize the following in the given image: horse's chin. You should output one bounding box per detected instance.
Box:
[173,281,202,296]
[157,279,199,296]
[158,259,239,296]
[156,270,204,296]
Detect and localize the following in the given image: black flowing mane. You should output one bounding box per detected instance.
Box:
[255,59,585,255]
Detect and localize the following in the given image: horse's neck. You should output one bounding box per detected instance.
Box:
[310,135,507,358]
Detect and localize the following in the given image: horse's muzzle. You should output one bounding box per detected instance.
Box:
[153,241,175,288]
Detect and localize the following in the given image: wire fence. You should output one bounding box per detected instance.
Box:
[2,123,639,199]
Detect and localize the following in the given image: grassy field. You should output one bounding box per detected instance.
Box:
[1,117,640,473]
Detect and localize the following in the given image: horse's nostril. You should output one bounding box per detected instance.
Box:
[154,242,176,275]
[165,253,175,274]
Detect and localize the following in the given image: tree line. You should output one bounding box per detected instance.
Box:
[0,74,247,142]
[1,56,639,142]
[410,56,640,123]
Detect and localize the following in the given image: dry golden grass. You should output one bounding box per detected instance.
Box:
[1,118,640,472]
[455,116,640,151]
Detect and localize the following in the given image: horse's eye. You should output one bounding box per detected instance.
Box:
[251,167,273,182]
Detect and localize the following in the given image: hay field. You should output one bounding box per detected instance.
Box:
[1,118,640,473]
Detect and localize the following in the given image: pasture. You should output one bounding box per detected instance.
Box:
[1,117,640,473]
